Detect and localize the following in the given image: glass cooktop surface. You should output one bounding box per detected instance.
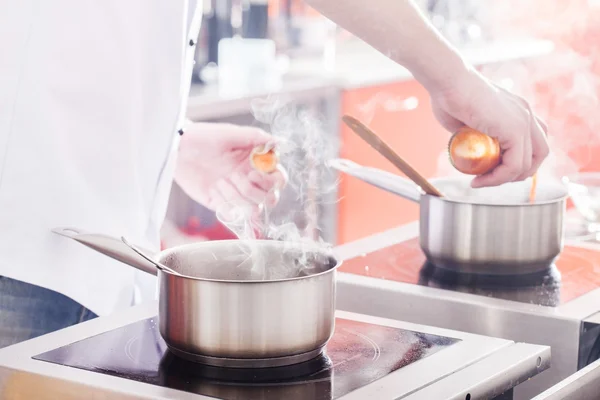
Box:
[33,317,459,400]
[340,237,600,307]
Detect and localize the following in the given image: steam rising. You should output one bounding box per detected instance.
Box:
[216,95,338,279]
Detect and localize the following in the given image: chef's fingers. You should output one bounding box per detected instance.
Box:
[471,144,523,188]
[496,87,548,182]
[229,171,269,205]
[212,181,260,238]
[248,165,288,193]
[496,85,548,137]
[248,170,268,191]
[516,101,549,180]
[214,179,256,210]
[209,187,235,220]
[265,188,281,207]
[522,118,550,179]
[513,113,535,182]
[535,115,548,134]
[245,165,288,207]
[206,187,225,210]
[520,109,550,178]
[266,166,287,207]
[226,126,274,151]
[514,131,533,182]
[271,165,288,190]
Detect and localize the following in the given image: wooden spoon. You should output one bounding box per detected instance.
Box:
[342,115,443,197]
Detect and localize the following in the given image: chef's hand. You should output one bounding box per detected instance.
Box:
[429,68,549,188]
[174,122,288,212]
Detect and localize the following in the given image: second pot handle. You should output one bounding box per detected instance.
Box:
[328,158,421,203]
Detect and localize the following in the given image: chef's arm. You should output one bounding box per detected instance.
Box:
[306,0,551,187]
[305,0,468,93]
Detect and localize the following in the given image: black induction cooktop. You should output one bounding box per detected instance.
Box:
[33,317,460,400]
[418,262,562,307]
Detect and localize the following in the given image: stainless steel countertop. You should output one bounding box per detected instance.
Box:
[0,301,549,399]
[534,357,600,399]
[334,221,600,400]
[334,221,600,319]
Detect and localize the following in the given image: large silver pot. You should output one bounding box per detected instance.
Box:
[53,228,339,368]
[330,159,569,275]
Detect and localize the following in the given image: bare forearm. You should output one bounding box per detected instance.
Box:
[306,0,470,92]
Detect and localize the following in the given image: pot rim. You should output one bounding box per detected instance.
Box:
[422,177,569,207]
[156,239,341,284]
[421,193,569,207]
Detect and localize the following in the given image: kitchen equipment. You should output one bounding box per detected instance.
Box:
[330,158,568,274]
[336,231,600,398]
[30,315,460,400]
[0,302,550,400]
[417,261,562,307]
[120,237,182,276]
[534,356,600,400]
[448,126,501,175]
[334,223,600,399]
[342,115,443,197]
[51,227,157,275]
[564,172,600,231]
[52,227,339,368]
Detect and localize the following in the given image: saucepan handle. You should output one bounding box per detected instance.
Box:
[328,158,421,203]
[52,227,158,276]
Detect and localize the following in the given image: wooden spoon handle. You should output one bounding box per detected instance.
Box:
[342,115,443,197]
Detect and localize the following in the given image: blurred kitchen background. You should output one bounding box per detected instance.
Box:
[161,0,600,248]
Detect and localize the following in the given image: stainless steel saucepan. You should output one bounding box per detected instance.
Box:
[53,227,340,368]
[329,159,569,275]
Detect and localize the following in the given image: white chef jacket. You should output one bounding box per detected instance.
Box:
[0,0,202,316]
